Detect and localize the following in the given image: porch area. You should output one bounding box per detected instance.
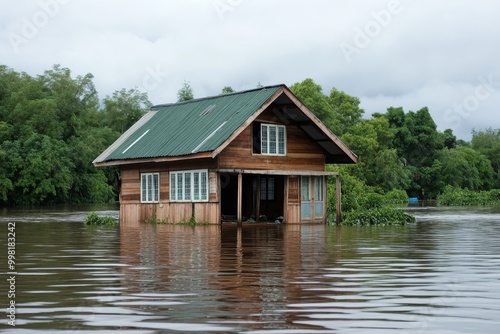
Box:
[218,169,341,224]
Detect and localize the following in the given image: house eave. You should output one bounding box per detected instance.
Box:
[92,151,214,167]
[218,169,339,176]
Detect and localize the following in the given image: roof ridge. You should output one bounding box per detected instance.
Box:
[151,84,286,109]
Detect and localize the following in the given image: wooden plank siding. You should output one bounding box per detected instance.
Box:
[218,124,326,171]
[119,159,221,225]
[286,175,301,223]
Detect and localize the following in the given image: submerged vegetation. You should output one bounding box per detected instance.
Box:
[84,212,116,226]
[342,207,416,226]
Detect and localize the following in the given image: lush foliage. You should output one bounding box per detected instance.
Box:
[291,78,500,212]
[177,80,194,102]
[326,166,413,225]
[437,186,500,206]
[342,206,416,226]
[0,64,151,205]
[84,212,117,226]
[290,78,500,225]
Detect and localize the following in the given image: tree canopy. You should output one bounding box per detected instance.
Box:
[177,80,194,102]
[291,78,498,200]
[0,64,151,205]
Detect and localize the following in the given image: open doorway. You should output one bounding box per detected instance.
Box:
[220,173,285,222]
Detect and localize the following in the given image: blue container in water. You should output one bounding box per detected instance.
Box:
[408,197,419,204]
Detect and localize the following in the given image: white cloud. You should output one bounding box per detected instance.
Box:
[1,0,499,140]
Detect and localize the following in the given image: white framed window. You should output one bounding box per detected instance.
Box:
[170,170,208,202]
[261,124,286,156]
[141,173,159,203]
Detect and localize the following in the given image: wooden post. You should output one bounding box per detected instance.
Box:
[236,225,243,270]
[237,173,242,225]
[256,175,261,222]
[336,174,342,225]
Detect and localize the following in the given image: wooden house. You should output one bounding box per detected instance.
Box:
[93,85,357,224]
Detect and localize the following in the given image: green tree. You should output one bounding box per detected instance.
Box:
[328,87,364,135]
[290,78,337,132]
[4,133,74,204]
[437,147,494,191]
[177,80,194,102]
[471,128,500,186]
[383,107,410,157]
[38,65,99,141]
[0,147,13,201]
[440,128,457,149]
[341,118,410,192]
[67,127,118,203]
[402,107,440,167]
[221,86,234,94]
[416,160,445,199]
[102,88,152,133]
[0,64,133,205]
[368,149,411,193]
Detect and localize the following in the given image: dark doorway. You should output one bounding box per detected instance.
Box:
[220,173,238,217]
[220,173,285,222]
[249,175,285,221]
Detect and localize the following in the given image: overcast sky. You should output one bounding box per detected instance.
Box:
[1,0,499,140]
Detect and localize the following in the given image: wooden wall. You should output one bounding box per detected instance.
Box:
[218,109,326,171]
[119,159,220,225]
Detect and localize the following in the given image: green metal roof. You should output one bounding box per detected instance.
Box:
[94,85,283,163]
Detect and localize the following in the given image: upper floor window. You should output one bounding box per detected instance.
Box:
[170,170,208,202]
[260,124,286,156]
[141,173,159,203]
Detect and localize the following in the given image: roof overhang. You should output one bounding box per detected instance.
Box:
[92,151,213,167]
[218,169,338,176]
[280,88,358,164]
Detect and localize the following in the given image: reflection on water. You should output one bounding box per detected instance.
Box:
[1,206,500,333]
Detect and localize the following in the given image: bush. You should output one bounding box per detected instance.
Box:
[84,212,116,226]
[437,186,500,206]
[359,193,384,209]
[383,189,408,205]
[342,206,416,226]
[326,166,415,226]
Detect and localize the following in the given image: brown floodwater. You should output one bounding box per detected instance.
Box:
[1,205,500,333]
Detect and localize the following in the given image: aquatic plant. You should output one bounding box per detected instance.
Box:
[84,212,116,226]
[342,206,416,226]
